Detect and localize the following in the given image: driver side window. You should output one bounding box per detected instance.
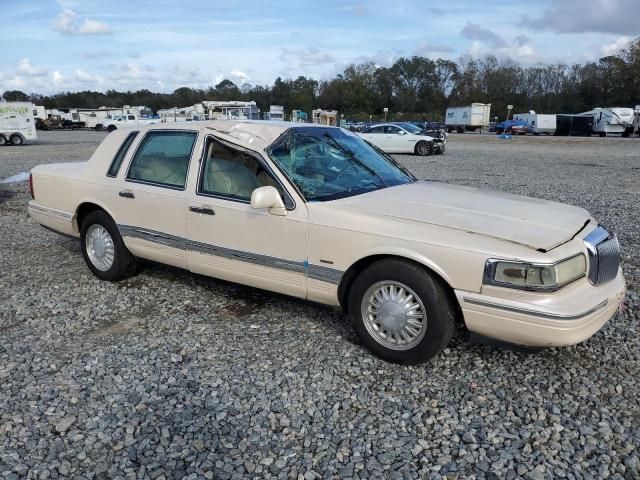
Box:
[199,138,284,202]
[385,126,401,134]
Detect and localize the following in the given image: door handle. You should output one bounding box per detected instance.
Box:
[189,206,215,215]
[119,190,135,198]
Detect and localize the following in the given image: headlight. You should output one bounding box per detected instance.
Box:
[484,255,586,291]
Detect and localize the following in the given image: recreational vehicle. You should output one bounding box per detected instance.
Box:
[445,103,491,133]
[513,111,556,135]
[0,102,37,145]
[266,105,285,121]
[202,101,260,120]
[577,107,635,136]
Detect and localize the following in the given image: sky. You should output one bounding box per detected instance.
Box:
[1,0,639,95]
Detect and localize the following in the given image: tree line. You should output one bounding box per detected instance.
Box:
[3,37,639,122]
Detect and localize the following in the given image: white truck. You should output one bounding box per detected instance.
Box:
[102,114,158,132]
[0,102,38,146]
[513,111,557,135]
[445,103,491,133]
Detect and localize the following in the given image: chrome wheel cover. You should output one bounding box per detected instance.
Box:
[85,224,115,271]
[361,281,427,350]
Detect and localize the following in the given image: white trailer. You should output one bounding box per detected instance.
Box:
[578,107,635,136]
[266,105,284,121]
[445,103,491,133]
[0,102,37,145]
[158,104,206,123]
[513,111,556,135]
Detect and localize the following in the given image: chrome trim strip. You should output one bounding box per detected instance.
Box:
[117,224,341,283]
[463,296,609,321]
[307,264,344,284]
[188,238,307,274]
[28,203,73,220]
[118,225,185,250]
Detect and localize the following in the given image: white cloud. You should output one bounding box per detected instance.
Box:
[601,36,633,56]
[53,8,77,34]
[280,47,336,67]
[229,69,250,84]
[16,58,47,77]
[75,69,104,84]
[78,19,112,34]
[52,8,112,35]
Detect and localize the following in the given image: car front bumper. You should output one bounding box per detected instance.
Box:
[455,268,626,347]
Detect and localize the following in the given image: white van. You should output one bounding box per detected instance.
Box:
[0,102,38,145]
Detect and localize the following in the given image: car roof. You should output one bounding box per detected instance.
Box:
[130,120,342,150]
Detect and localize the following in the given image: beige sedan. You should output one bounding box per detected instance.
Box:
[28,121,625,364]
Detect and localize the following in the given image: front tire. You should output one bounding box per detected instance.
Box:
[9,134,23,146]
[107,125,117,132]
[348,259,456,364]
[414,141,433,156]
[0,135,6,146]
[80,211,137,281]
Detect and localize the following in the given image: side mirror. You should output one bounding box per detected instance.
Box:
[250,186,287,216]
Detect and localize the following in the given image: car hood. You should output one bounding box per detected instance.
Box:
[330,181,591,251]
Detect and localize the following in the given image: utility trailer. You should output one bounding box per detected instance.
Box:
[555,115,593,136]
[445,103,491,133]
[513,111,556,135]
[0,102,37,145]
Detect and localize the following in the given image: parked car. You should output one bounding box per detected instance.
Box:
[28,121,625,364]
[511,124,528,135]
[102,114,158,132]
[358,122,445,155]
[495,119,528,135]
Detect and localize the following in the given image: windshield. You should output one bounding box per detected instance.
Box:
[266,127,415,202]
[396,123,423,133]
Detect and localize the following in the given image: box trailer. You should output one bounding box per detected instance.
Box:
[0,102,37,145]
[445,103,491,133]
[513,111,556,135]
[555,115,594,136]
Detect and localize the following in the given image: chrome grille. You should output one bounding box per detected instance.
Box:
[584,226,620,285]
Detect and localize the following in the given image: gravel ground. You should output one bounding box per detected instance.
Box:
[1,130,639,480]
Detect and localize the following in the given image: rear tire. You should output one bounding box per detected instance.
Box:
[9,134,23,146]
[80,210,137,281]
[0,135,6,146]
[107,125,117,132]
[348,259,456,364]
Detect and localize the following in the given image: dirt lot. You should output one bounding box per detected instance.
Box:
[1,130,639,479]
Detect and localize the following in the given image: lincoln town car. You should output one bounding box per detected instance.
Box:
[27,121,625,364]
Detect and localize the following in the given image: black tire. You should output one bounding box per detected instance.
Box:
[435,144,445,154]
[9,134,23,146]
[0,135,6,146]
[107,125,117,132]
[348,258,456,364]
[414,140,433,156]
[80,210,137,281]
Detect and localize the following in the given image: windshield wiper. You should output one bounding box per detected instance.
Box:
[322,133,389,187]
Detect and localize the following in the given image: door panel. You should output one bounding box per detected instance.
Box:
[109,130,199,268]
[187,199,308,297]
[186,136,308,298]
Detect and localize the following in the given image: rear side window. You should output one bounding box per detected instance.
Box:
[107,131,138,177]
[126,131,197,189]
